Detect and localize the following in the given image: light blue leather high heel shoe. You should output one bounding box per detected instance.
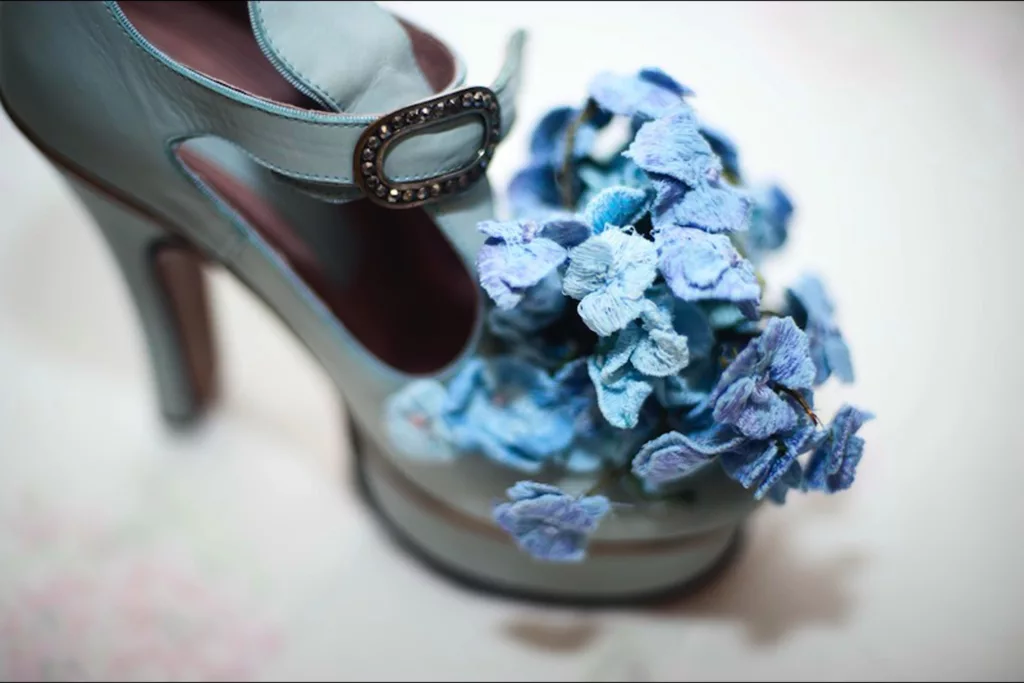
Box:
[1,1,748,604]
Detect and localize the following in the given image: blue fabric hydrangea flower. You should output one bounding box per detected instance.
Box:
[586,292,691,429]
[508,105,613,220]
[631,426,745,487]
[805,404,874,493]
[577,156,650,209]
[655,226,761,310]
[786,274,855,385]
[719,421,818,500]
[493,481,610,562]
[384,380,459,462]
[766,460,804,505]
[741,185,794,262]
[709,317,816,440]
[588,67,693,120]
[562,227,658,337]
[700,126,742,181]
[444,357,577,472]
[477,218,590,309]
[626,109,751,234]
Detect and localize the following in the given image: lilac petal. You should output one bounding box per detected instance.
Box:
[761,317,816,391]
[652,177,752,234]
[625,109,719,187]
[477,238,568,309]
[583,186,651,234]
[587,357,653,429]
[632,428,744,486]
[655,227,761,305]
[713,378,799,440]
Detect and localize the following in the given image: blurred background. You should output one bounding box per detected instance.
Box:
[1,1,1022,680]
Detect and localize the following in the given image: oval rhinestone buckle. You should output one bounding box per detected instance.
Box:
[353,86,501,209]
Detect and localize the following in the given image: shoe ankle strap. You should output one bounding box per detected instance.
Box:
[272,30,526,209]
[196,30,525,209]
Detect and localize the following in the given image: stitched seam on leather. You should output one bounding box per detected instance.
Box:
[249,2,344,112]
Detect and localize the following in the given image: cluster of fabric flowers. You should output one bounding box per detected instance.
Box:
[385,68,871,564]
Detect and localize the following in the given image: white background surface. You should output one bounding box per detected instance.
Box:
[1,1,1023,680]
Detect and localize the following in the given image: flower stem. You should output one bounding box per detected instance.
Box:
[559,99,599,209]
[775,384,821,426]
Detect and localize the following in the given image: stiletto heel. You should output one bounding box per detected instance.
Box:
[62,174,218,426]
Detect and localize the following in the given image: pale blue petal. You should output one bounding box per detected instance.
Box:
[477,236,568,310]
[384,380,459,461]
[762,317,816,391]
[583,185,651,234]
[508,164,563,221]
[587,357,653,429]
[578,288,648,337]
[631,327,690,377]
[589,68,692,120]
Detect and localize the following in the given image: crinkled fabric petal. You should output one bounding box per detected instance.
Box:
[652,177,752,234]
[700,125,741,180]
[563,235,615,299]
[588,69,691,120]
[625,109,718,187]
[508,164,563,221]
[578,288,648,337]
[787,274,835,324]
[720,440,781,492]
[583,186,651,234]
[656,227,761,306]
[713,378,799,440]
[631,427,743,486]
[744,185,793,256]
[631,327,690,377]
[823,333,855,383]
[493,486,610,562]
[597,324,643,378]
[607,230,659,298]
[541,218,592,249]
[487,273,566,341]
[384,380,458,461]
[587,357,653,429]
[477,237,567,309]
[766,460,803,505]
[806,435,865,493]
[506,481,564,501]
[760,317,816,390]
